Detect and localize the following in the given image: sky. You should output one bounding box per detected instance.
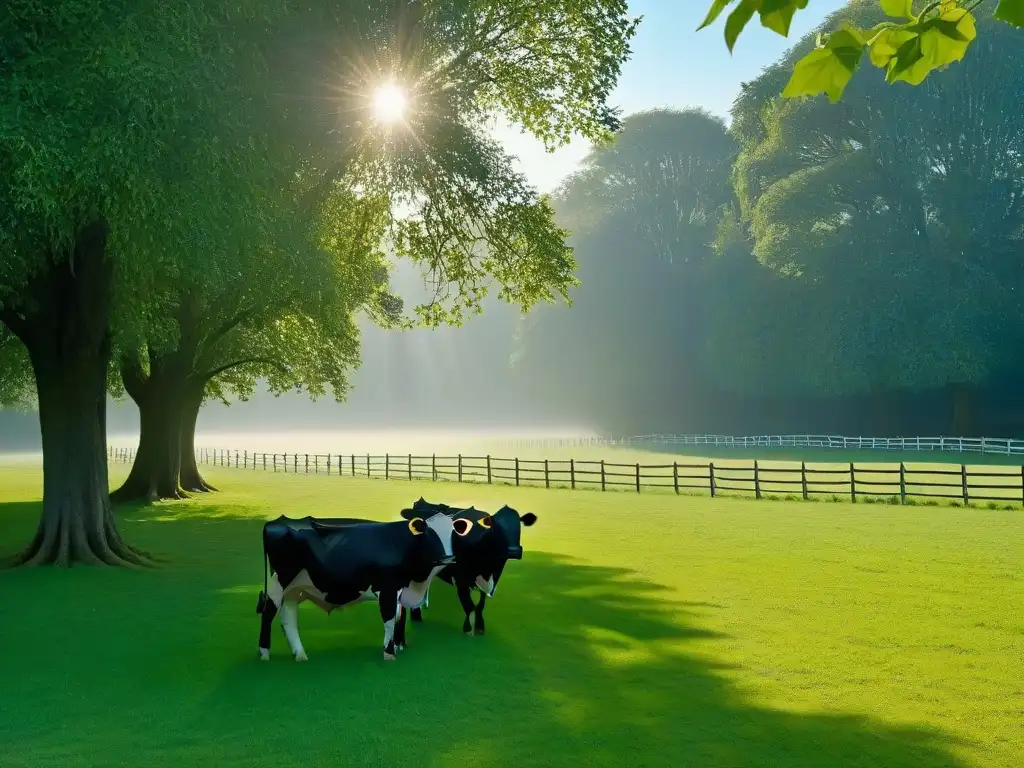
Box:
[493,0,847,193]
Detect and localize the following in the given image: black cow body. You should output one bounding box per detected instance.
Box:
[256,513,456,661]
[400,498,537,635]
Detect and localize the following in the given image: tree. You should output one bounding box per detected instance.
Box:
[705,5,1024,434]
[113,187,397,502]
[0,331,34,411]
[699,0,1024,102]
[0,1,301,565]
[110,0,641,503]
[511,109,738,432]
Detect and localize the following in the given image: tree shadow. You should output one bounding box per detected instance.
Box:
[0,501,971,768]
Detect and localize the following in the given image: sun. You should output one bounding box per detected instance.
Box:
[371,83,408,124]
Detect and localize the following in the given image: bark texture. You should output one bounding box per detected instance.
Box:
[179,382,216,493]
[111,362,215,502]
[2,221,153,567]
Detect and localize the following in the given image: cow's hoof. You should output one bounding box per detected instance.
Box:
[395,643,405,652]
[259,648,270,661]
[464,629,474,636]
[295,651,308,662]
[383,651,396,661]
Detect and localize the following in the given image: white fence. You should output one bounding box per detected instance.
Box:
[499,434,1024,456]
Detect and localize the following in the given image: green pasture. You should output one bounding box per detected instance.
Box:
[0,463,1021,768]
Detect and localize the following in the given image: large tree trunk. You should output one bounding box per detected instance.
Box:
[111,360,190,503]
[3,221,152,567]
[178,380,217,493]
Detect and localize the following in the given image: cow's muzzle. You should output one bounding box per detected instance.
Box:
[507,546,523,560]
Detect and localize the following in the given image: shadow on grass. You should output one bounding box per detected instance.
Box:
[0,499,968,768]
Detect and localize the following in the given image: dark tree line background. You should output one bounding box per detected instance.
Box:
[509,3,1024,438]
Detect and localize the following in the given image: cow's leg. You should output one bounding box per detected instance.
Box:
[456,581,477,635]
[410,606,424,623]
[394,604,408,652]
[279,600,308,661]
[379,589,399,661]
[257,574,285,660]
[473,593,487,636]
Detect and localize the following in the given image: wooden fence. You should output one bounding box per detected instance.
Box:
[500,433,1024,456]
[107,446,1024,506]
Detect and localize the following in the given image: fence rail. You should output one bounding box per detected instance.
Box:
[106,446,1024,507]
[499,433,1024,456]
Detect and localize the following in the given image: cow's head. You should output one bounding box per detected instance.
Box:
[492,505,537,562]
[401,508,486,570]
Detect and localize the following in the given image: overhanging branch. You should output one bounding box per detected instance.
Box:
[203,357,291,382]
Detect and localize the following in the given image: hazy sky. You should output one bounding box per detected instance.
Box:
[493,0,847,193]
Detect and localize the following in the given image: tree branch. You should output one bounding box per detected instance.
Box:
[203,357,291,382]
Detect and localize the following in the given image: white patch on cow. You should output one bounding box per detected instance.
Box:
[280,600,308,661]
[423,585,430,609]
[400,566,444,609]
[475,575,496,597]
[424,513,456,559]
[382,617,396,659]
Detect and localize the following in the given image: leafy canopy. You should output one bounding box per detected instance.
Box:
[699,0,1023,102]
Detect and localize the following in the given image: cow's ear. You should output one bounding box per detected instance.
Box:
[452,518,474,536]
[520,512,537,527]
[399,508,417,521]
[408,518,427,535]
[479,515,495,529]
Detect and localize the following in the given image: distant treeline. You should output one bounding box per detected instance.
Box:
[506,2,1024,439]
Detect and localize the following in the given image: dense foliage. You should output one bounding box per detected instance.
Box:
[0,0,638,562]
[513,5,1024,436]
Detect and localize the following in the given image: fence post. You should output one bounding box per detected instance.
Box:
[850,462,857,503]
[961,464,968,504]
[673,461,679,494]
[350,454,355,477]
[366,454,370,478]
[385,454,390,480]
[635,463,641,493]
[458,454,463,483]
[600,460,606,491]
[314,455,319,474]
[305,454,309,473]
[487,455,493,484]
[235,450,239,468]
[515,457,520,487]
[408,454,413,481]
[801,461,808,500]
[327,454,331,474]
[544,459,550,488]
[273,453,277,472]
[709,462,716,497]
[570,459,576,490]
[753,460,761,500]
[283,453,288,473]
[244,450,248,469]
[899,462,906,504]
[432,453,436,481]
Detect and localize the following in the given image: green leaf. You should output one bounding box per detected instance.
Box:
[725,0,760,52]
[782,27,866,102]
[699,0,738,30]
[880,0,915,19]
[759,0,810,37]
[884,4,976,85]
[994,0,1024,26]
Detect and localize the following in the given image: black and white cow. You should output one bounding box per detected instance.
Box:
[400,498,537,635]
[256,511,469,661]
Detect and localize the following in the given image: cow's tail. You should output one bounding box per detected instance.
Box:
[256,525,270,615]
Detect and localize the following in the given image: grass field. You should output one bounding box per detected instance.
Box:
[0,462,1022,768]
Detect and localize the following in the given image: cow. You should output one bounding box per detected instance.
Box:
[399,497,537,636]
[255,511,476,661]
